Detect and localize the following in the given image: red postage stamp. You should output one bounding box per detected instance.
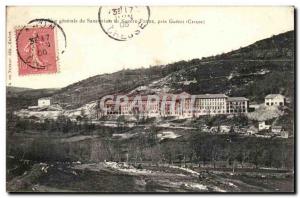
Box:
[16,26,58,75]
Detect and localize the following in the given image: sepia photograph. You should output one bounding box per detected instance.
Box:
[5,6,295,193]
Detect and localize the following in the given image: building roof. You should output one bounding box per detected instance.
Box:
[227,97,249,101]
[102,93,248,103]
[272,126,283,130]
[178,91,190,95]
[265,94,284,99]
[39,97,51,100]
[195,94,228,99]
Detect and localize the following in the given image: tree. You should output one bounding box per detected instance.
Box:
[116,115,125,128]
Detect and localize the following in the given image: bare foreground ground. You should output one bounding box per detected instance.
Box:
[7,161,294,192]
[6,129,294,193]
[6,118,295,193]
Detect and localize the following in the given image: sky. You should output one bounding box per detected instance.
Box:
[6,6,294,89]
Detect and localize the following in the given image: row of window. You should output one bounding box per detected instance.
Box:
[107,105,247,112]
[227,102,247,105]
[196,102,225,105]
[266,102,284,106]
[106,101,246,108]
[105,108,247,115]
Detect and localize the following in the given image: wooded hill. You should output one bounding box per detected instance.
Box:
[8,30,294,109]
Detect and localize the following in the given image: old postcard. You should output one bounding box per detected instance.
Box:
[6,6,295,193]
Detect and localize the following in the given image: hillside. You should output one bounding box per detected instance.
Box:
[50,61,194,108]
[149,30,294,103]
[8,30,294,109]
[6,87,59,112]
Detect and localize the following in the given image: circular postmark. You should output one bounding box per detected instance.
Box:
[16,19,67,71]
[98,6,151,41]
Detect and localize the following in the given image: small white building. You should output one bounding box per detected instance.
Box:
[265,94,285,106]
[271,126,283,134]
[281,131,289,138]
[219,125,231,133]
[258,121,271,131]
[38,97,51,107]
[247,126,258,135]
